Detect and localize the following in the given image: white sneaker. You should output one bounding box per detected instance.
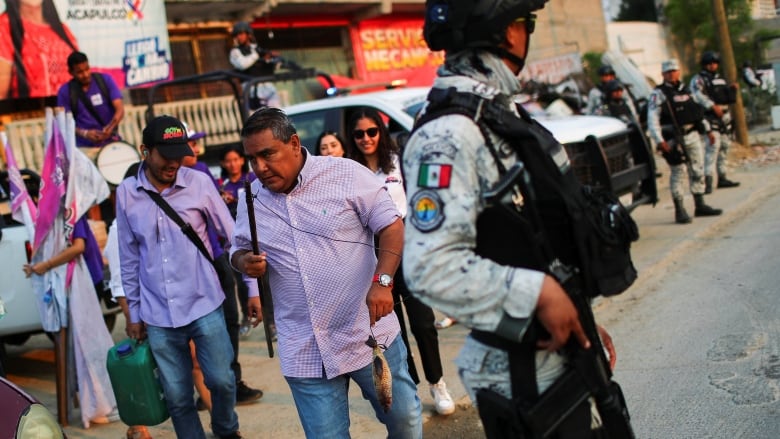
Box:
[434,317,457,329]
[429,379,455,415]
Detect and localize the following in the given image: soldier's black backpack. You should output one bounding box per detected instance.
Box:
[413,88,639,298]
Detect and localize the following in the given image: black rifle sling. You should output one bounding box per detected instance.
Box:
[69,73,114,127]
[142,188,216,267]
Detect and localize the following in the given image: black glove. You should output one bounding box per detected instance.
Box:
[660,138,686,165]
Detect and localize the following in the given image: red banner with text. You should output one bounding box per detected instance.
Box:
[350,17,443,88]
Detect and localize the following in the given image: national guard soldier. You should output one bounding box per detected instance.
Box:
[585,64,638,116]
[690,51,740,193]
[229,21,282,110]
[593,79,640,125]
[648,59,722,224]
[404,1,637,437]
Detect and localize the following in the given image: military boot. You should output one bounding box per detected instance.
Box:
[705,176,713,194]
[694,194,722,217]
[717,174,740,188]
[673,198,692,224]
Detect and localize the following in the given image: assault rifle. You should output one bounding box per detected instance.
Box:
[479,163,635,438]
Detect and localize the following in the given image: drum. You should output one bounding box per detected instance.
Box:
[96,141,140,185]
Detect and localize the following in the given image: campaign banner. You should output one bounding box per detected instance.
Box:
[520,52,584,85]
[0,0,171,101]
[350,17,443,88]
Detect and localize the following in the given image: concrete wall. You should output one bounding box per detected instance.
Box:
[607,21,673,84]
[529,0,609,60]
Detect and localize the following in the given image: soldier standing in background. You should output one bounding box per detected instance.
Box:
[229,21,281,110]
[690,51,740,193]
[647,59,722,224]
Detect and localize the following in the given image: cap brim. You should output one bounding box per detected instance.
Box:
[189,132,206,140]
[157,143,195,159]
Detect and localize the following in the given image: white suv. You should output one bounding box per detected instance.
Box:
[285,87,657,209]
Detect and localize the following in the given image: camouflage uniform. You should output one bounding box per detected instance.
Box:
[647,82,707,199]
[585,83,637,118]
[690,71,732,178]
[402,50,566,403]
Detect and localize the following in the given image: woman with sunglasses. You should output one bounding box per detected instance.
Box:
[347,107,456,416]
[315,130,347,157]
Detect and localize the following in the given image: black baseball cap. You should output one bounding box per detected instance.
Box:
[142,115,194,159]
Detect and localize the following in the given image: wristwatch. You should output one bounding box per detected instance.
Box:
[372,273,394,287]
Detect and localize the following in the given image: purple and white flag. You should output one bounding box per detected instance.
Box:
[32,118,68,255]
[2,133,37,240]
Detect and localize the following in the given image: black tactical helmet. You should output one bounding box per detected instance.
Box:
[232,21,252,36]
[604,79,624,94]
[700,51,720,66]
[423,0,548,52]
[598,65,615,76]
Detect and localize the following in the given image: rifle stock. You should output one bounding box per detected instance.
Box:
[244,178,275,358]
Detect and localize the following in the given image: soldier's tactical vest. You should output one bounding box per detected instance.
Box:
[414,87,639,298]
[238,44,275,77]
[657,82,703,126]
[700,70,737,105]
[603,99,634,123]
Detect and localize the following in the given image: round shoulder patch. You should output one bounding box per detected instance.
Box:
[409,189,445,232]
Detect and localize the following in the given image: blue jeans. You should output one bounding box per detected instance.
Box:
[285,336,422,439]
[146,307,238,438]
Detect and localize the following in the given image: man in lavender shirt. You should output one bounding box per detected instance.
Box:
[230,108,422,438]
[115,115,241,439]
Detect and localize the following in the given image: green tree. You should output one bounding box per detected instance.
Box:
[664,0,753,77]
[615,0,659,22]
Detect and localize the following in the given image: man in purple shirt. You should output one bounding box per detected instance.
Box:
[230,108,422,438]
[115,115,241,439]
[56,51,124,148]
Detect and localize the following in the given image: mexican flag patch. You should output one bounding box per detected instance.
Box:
[417,163,452,188]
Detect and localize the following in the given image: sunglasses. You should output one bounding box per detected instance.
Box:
[515,14,536,34]
[353,127,379,140]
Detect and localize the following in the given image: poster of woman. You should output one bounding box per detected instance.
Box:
[0,0,171,102]
[0,0,78,99]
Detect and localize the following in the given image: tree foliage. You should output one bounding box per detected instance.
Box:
[664,0,754,76]
[615,0,659,22]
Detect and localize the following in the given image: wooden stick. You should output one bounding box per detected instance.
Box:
[55,327,68,426]
[244,178,274,358]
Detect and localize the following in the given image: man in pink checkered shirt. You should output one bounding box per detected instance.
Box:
[230,108,423,439]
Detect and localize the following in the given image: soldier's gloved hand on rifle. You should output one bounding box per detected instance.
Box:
[658,140,671,154]
[535,275,591,352]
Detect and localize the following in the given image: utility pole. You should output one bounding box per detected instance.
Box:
[712,0,749,147]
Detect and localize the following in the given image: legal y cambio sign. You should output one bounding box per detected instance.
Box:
[0,0,172,101]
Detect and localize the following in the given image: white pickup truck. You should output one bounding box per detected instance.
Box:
[0,170,119,359]
[285,87,658,210]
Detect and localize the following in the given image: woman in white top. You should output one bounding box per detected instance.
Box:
[347,107,455,415]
